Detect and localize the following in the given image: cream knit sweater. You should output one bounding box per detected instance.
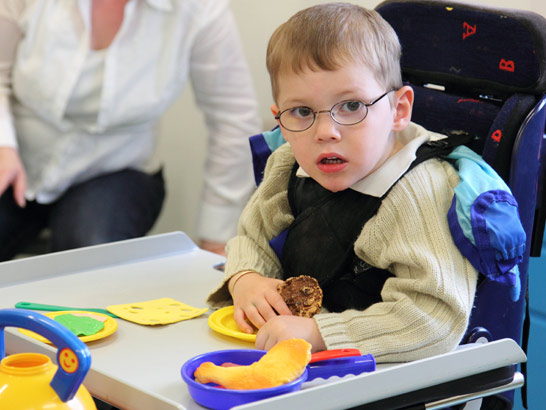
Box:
[207,128,478,363]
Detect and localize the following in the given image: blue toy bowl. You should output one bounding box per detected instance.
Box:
[181,349,308,410]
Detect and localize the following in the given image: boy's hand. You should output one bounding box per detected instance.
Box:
[0,147,26,207]
[230,272,292,333]
[255,315,326,352]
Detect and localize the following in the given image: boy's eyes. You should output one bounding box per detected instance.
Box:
[287,100,365,118]
[289,107,314,118]
[338,101,364,113]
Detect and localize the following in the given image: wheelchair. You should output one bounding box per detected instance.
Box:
[373,1,546,408]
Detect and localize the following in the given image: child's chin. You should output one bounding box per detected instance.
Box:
[317,179,350,193]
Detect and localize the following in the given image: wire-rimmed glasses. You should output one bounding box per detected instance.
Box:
[274,89,395,132]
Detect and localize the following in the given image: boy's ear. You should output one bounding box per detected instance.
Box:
[392,86,414,131]
[270,104,280,119]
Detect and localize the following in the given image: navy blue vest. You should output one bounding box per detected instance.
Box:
[280,139,456,313]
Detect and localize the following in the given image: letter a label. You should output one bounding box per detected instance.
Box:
[463,22,476,39]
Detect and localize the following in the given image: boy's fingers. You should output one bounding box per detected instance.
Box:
[254,332,265,350]
[265,336,281,351]
[254,299,280,322]
[255,329,273,350]
[233,306,254,333]
[234,305,264,333]
[266,291,292,316]
[244,305,266,330]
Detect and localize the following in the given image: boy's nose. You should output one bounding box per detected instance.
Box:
[314,112,342,142]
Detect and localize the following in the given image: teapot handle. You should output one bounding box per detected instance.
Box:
[0,308,91,402]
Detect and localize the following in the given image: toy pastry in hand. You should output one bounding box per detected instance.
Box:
[194,338,311,390]
[277,275,323,317]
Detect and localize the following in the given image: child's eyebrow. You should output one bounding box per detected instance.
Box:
[281,92,371,109]
[279,98,312,108]
[335,87,374,100]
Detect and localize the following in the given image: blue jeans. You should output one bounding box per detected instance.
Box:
[0,168,165,261]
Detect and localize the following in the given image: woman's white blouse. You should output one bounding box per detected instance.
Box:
[0,0,261,241]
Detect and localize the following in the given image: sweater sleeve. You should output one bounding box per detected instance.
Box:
[206,143,296,308]
[190,0,262,243]
[314,159,478,362]
[0,3,23,148]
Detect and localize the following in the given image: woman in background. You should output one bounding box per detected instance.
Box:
[0,0,261,260]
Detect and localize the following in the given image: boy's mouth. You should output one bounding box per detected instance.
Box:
[318,153,347,164]
[320,157,345,164]
[317,153,348,173]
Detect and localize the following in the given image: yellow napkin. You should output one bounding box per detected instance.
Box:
[106,298,208,325]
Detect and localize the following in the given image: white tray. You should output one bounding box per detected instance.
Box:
[0,232,526,410]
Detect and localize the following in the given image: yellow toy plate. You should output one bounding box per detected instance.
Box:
[19,311,118,344]
[208,305,256,342]
[106,298,208,325]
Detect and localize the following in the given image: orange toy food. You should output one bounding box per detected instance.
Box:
[193,338,311,390]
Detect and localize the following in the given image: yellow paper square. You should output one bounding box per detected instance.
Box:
[106,298,208,325]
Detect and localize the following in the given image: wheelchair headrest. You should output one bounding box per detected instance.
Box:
[376,0,546,98]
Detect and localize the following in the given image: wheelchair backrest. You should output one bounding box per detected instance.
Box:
[375,0,546,348]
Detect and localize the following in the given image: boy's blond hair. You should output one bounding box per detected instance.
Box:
[266,3,403,102]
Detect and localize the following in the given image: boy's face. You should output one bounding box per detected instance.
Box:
[271,62,410,192]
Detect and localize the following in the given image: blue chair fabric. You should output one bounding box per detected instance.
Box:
[375,1,546,408]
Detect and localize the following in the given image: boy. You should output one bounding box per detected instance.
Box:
[207,3,477,362]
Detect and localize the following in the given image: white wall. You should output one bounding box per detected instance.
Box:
[150,0,546,242]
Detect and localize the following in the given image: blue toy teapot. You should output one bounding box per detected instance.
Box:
[0,308,96,409]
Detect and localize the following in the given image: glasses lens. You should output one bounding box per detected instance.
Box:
[331,101,368,125]
[279,107,315,131]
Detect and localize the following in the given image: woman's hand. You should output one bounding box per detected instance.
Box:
[0,147,26,207]
[199,240,226,256]
[230,272,292,333]
[255,315,326,352]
